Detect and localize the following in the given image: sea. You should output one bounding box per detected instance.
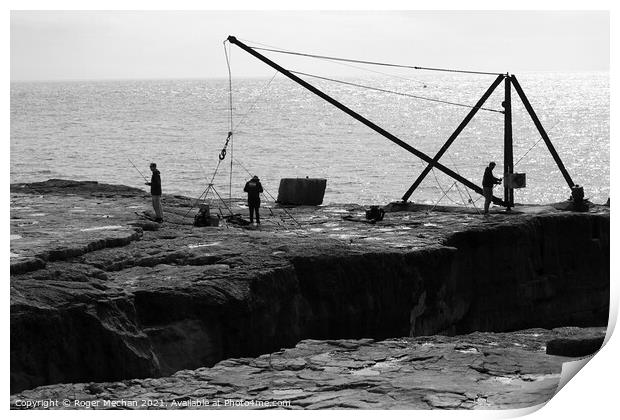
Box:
[10,72,609,207]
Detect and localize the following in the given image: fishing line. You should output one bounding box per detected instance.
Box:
[128,158,149,182]
[514,120,562,166]
[448,153,482,214]
[428,181,458,212]
[232,157,303,229]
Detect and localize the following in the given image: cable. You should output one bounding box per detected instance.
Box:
[322,57,430,87]
[224,41,234,202]
[232,71,279,132]
[290,70,504,114]
[237,37,435,88]
[182,133,234,220]
[244,44,503,76]
[185,42,282,228]
[192,71,277,183]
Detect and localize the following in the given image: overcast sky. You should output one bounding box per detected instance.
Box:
[10,10,610,81]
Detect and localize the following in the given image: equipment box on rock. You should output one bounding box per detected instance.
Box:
[276,178,326,205]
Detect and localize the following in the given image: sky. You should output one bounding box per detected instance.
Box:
[10,10,610,81]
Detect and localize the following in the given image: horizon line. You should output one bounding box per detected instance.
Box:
[10,69,611,84]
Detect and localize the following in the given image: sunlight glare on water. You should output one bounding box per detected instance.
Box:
[10,72,609,206]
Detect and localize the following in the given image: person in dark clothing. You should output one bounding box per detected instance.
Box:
[482,162,502,215]
[244,175,263,225]
[145,163,163,222]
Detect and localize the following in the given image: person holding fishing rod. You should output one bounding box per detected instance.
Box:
[144,163,164,223]
[129,159,163,223]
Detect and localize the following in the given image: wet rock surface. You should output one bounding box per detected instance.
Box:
[10,327,605,410]
[10,180,610,399]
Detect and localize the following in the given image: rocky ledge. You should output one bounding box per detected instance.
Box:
[10,327,606,410]
[10,179,610,406]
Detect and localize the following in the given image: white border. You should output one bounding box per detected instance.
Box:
[4,2,616,419]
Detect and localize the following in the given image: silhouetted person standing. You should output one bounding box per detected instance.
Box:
[145,163,163,223]
[244,175,263,225]
[482,162,502,215]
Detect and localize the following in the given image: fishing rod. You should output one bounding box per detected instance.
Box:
[128,158,149,183]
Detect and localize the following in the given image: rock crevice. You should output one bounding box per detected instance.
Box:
[10,181,609,394]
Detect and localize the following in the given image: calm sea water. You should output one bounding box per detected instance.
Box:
[10,72,609,206]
